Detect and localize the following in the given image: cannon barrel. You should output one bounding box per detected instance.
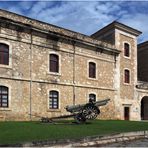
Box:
[94,98,110,106]
[65,104,85,113]
[65,98,110,113]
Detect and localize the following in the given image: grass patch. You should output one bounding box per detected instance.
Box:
[0,120,148,145]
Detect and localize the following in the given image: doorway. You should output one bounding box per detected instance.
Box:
[124,107,130,120]
[141,96,148,120]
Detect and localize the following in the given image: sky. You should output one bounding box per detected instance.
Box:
[0,1,148,43]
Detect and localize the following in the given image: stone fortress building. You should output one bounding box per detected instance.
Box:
[0,9,148,121]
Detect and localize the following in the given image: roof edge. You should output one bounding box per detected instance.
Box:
[91,21,142,38]
[0,11,120,55]
[138,41,148,47]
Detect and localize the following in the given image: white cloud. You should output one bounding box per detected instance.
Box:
[1,1,148,43]
[18,1,33,11]
[27,2,123,35]
[119,13,148,43]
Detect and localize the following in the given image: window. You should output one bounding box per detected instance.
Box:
[0,86,8,107]
[49,90,59,109]
[124,69,130,83]
[89,93,96,102]
[89,62,96,78]
[0,43,9,65]
[49,54,59,73]
[124,43,130,57]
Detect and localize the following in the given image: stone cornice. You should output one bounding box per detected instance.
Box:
[0,76,116,91]
[91,21,142,38]
[0,9,120,55]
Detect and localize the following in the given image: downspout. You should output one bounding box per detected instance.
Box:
[72,41,76,105]
[29,29,33,120]
[114,53,117,68]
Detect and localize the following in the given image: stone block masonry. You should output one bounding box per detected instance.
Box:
[0,9,147,121]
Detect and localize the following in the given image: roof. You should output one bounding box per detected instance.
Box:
[138,41,148,48]
[91,21,142,38]
[0,9,120,55]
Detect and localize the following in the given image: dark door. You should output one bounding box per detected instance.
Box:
[141,97,148,120]
[124,107,130,120]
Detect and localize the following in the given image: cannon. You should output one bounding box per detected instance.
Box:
[31,98,110,124]
[65,98,110,123]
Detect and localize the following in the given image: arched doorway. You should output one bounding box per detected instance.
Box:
[141,96,148,120]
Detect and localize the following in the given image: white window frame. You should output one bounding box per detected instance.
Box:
[123,68,131,85]
[0,83,11,111]
[48,51,61,76]
[87,92,97,102]
[87,60,98,80]
[0,40,12,68]
[47,89,60,111]
[123,41,131,59]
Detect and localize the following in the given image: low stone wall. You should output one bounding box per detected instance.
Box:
[73,131,148,147]
[1,131,148,147]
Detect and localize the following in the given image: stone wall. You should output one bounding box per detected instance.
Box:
[0,10,118,121]
[0,9,145,121]
[115,30,139,120]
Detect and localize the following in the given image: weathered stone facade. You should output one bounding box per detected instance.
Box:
[0,9,147,121]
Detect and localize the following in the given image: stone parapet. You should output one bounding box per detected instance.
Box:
[0,130,147,147]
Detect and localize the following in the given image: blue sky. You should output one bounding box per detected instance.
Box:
[0,1,148,43]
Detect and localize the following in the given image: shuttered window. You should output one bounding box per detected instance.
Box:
[89,62,96,78]
[0,43,9,65]
[124,69,130,83]
[124,43,130,57]
[49,54,59,73]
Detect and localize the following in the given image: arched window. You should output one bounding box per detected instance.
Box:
[0,86,8,107]
[124,43,130,57]
[89,62,96,78]
[49,54,59,73]
[49,90,59,109]
[0,43,9,65]
[124,69,130,83]
[89,93,96,102]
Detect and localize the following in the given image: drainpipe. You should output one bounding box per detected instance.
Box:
[72,41,76,105]
[29,29,33,120]
[114,53,117,68]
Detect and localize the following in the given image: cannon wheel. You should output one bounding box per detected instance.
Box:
[74,113,86,124]
[82,105,100,120]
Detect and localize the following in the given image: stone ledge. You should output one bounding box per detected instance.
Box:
[0,130,148,147]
